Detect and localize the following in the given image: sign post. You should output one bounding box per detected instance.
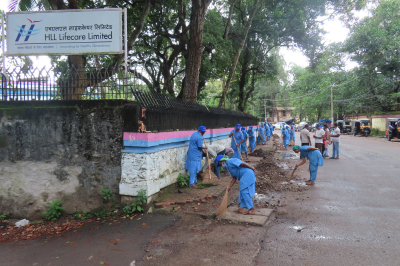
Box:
[124,7,128,100]
[6,9,123,56]
[1,12,5,76]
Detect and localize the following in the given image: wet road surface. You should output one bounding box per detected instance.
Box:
[255,134,400,265]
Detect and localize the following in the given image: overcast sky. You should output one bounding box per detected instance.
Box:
[0,1,367,70]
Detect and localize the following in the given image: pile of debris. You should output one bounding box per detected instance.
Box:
[254,159,303,193]
[249,149,274,158]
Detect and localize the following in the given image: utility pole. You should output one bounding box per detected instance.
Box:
[331,84,334,125]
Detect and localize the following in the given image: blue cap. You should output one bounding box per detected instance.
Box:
[236,124,241,129]
[316,123,321,127]
[215,154,224,165]
[241,126,246,131]
[286,125,289,128]
[249,126,253,130]
[198,126,206,132]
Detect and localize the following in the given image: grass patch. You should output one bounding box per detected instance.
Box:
[197,182,216,189]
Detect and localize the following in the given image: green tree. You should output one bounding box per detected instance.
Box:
[344,0,400,110]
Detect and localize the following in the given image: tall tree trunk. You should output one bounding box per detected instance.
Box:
[243,69,255,110]
[238,40,251,111]
[182,0,212,102]
[218,0,259,108]
[223,0,237,39]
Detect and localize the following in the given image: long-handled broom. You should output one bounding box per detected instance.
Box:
[201,135,219,185]
[232,135,242,160]
[216,188,229,216]
[288,167,297,182]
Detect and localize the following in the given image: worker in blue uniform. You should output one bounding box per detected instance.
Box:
[185,126,208,188]
[240,126,248,158]
[229,124,244,159]
[282,125,290,149]
[247,126,256,152]
[293,145,324,186]
[266,122,271,140]
[217,155,257,215]
[289,125,296,144]
[259,123,266,145]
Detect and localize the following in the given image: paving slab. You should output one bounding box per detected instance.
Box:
[217,207,273,226]
[227,206,274,217]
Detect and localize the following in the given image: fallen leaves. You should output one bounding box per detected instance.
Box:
[0,221,86,244]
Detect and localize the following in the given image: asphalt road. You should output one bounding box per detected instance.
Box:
[255,133,400,265]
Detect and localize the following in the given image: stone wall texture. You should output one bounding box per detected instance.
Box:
[0,100,138,219]
[120,137,231,197]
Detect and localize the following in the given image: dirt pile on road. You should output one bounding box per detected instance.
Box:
[249,149,273,158]
[254,159,303,193]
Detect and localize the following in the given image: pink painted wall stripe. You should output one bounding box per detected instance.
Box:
[123,126,258,141]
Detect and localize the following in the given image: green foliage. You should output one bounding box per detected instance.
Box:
[43,200,63,221]
[74,212,93,221]
[177,173,190,187]
[122,189,148,216]
[94,209,111,219]
[197,183,214,189]
[0,214,6,220]
[101,189,112,201]
[371,128,385,136]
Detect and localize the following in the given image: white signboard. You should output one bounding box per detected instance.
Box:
[6,9,122,56]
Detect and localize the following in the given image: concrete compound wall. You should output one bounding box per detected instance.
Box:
[120,127,258,200]
[0,100,139,219]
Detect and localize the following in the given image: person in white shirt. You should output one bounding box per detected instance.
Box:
[330,122,340,159]
[300,124,311,146]
[313,124,324,154]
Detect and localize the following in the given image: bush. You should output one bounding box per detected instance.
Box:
[177,173,190,187]
[101,189,112,201]
[74,212,93,221]
[0,214,6,220]
[43,200,63,221]
[94,209,111,219]
[122,189,148,216]
[371,128,385,136]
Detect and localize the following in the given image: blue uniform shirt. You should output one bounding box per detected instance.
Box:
[299,146,324,167]
[225,158,256,192]
[186,131,203,161]
[231,129,244,149]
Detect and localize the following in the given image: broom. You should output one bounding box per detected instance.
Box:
[232,134,242,160]
[288,167,297,182]
[216,188,229,216]
[201,135,219,185]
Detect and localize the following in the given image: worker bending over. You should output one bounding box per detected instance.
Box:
[293,145,324,186]
[217,155,257,215]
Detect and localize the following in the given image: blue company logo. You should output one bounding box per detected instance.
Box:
[15,18,42,42]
